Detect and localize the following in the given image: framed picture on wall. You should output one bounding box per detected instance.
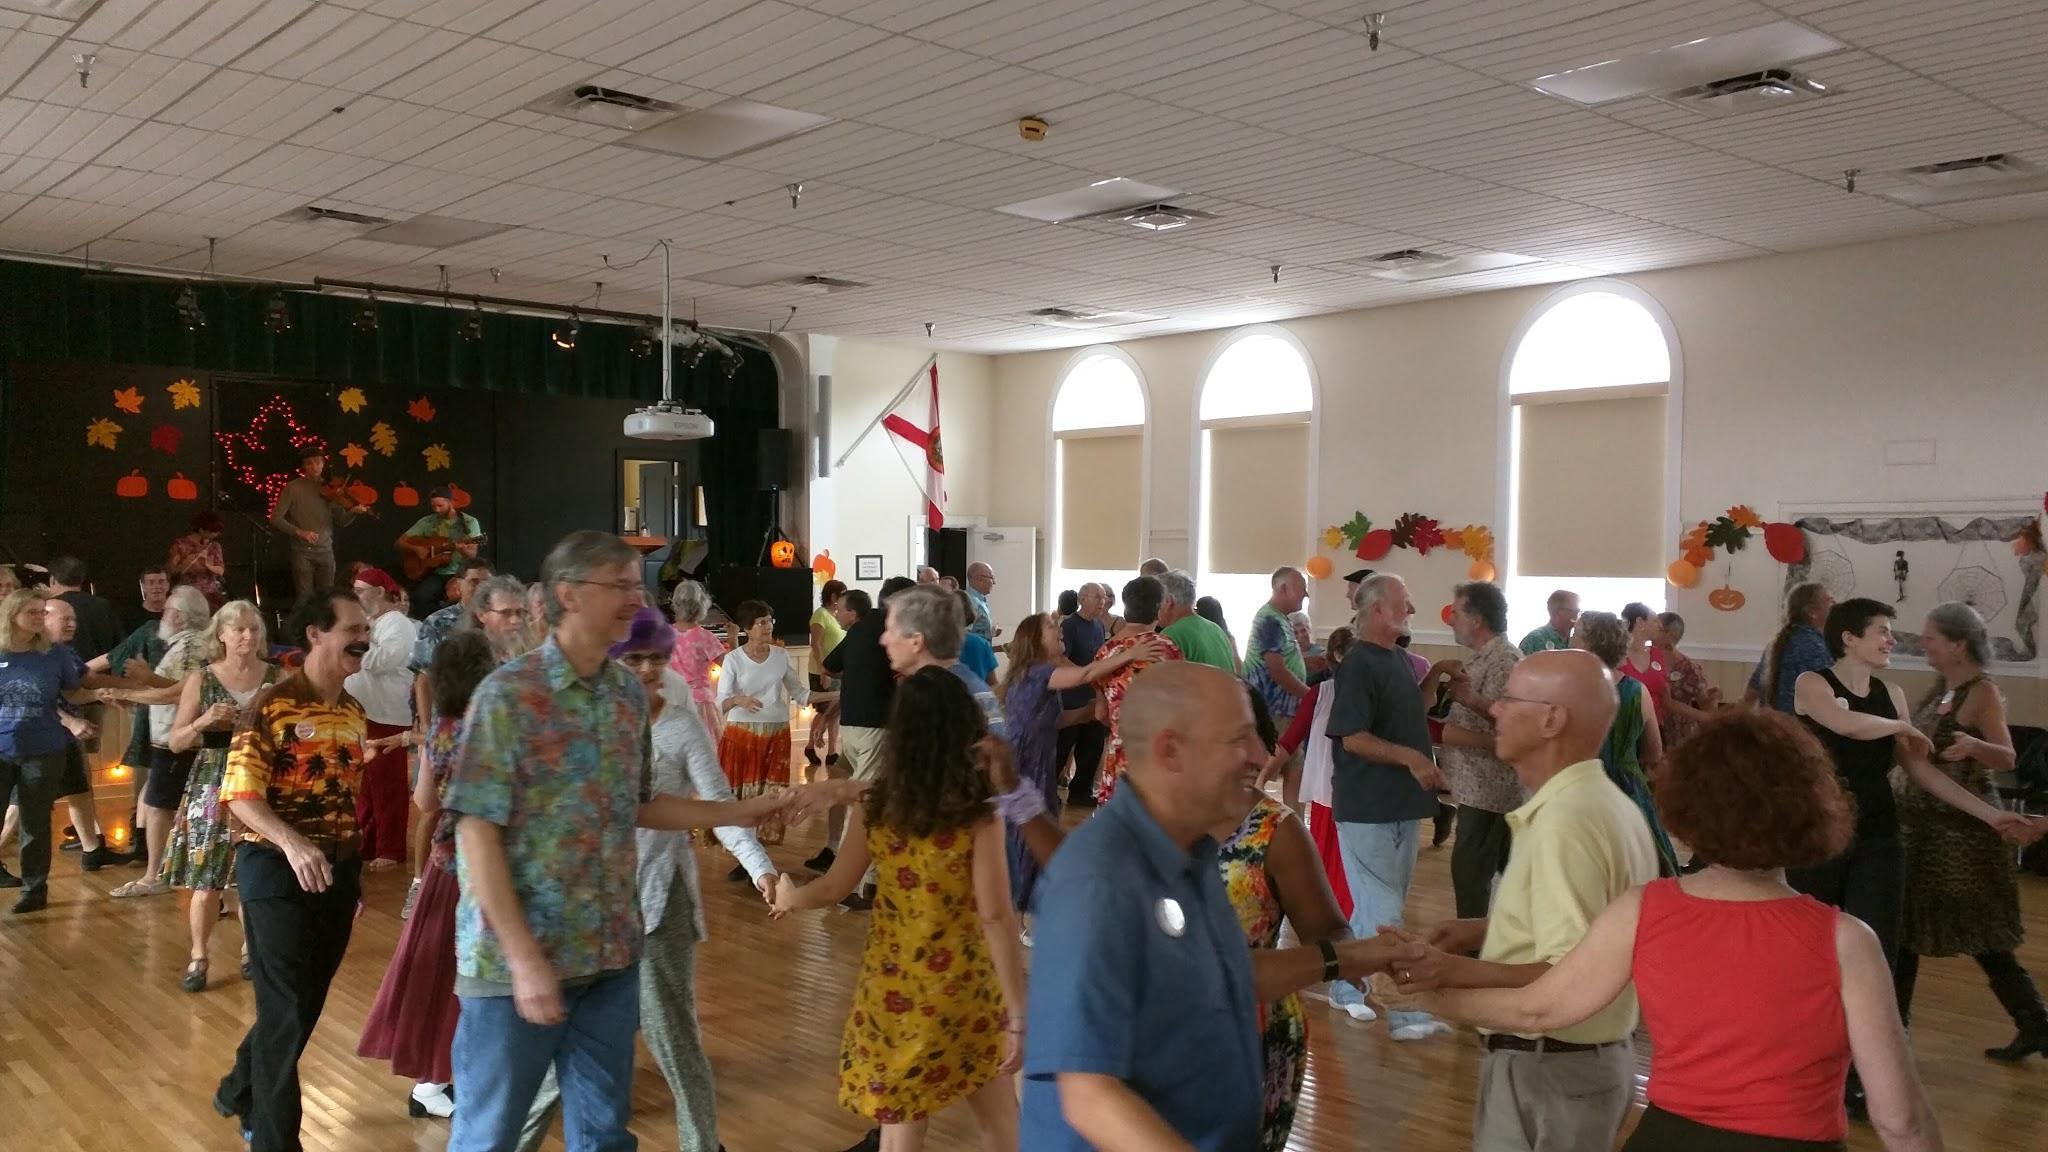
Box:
[855,553,883,581]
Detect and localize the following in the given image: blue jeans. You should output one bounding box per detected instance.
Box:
[1329,820,1437,1031]
[450,965,641,1152]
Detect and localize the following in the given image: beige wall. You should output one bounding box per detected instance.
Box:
[987,216,2048,710]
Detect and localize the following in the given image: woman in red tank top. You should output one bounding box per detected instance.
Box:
[1422,710,1955,1152]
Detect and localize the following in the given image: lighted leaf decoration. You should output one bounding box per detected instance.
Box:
[149,424,183,454]
[1321,526,1344,550]
[167,378,201,409]
[369,422,398,456]
[1337,511,1373,549]
[337,387,367,414]
[407,396,436,423]
[1726,504,1764,530]
[340,443,368,469]
[422,443,450,472]
[112,387,144,414]
[1703,516,1751,553]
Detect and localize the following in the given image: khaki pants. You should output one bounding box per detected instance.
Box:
[837,726,886,888]
[1474,1041,1633,1152]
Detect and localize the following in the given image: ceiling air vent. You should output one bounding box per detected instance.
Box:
[276,206,394,228]
[525,83,683,131]
[1877,153,2048,206]
[780,274,868,295]
[1357,249,1541,282]
[1658,69,1829,116]
[1027,307,1158,329]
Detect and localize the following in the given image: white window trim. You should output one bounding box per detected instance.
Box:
[1495,279,1684,584]
[1045,344,1152,597]
[1188,323,1321,577]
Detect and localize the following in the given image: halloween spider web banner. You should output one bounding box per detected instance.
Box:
[1784,515,2042,663]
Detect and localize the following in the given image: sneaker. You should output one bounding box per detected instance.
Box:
[804,847,836,874]
[1390,1020,1453,1042]
[0,865,20,889]
[400,878,422,921]
[1338,1002,1378,1023]
[408,1082,456,1118]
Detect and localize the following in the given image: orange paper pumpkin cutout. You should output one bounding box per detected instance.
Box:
[447,482,472,509]
[769,540,797,568]
[166,473,199,502]
[1708,586,1746,612]
[813,550,838,580]
[347,480,377,508]
[391,482,420,508]
[116,470,149,499]
[1666,559,1702,588]
[1304,555,1334,581]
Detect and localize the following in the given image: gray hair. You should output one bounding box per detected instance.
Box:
[200,599,267,661]
[889,584,964,660]
[1157,568,1197,608]
[162,585,211,636]
[467,574,530,625]
[1270,566,1303,588]
[670,579,712,625]
[1925,601,1990,666]
[539,531,639,626]
[1454,581,1509,636]
[1576,611,1629,668]
[1355,572,1406,615]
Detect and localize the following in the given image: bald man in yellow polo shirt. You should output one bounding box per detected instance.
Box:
[1393,650,1659,1152]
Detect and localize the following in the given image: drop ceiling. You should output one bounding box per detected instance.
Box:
[1,0,2044,352]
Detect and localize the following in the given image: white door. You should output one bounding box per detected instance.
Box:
[967,527,1037,642]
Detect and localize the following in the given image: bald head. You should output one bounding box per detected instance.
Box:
[1138,558,1170,577]
[1121,662,1235,768]
[1118,662,1267,841]
[1491,649,1617,778]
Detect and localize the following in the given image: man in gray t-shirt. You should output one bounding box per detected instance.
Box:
[1322,572,1448,1039]
[268,447,356,604]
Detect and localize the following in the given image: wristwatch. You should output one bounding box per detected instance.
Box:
[1317,938,1341,982]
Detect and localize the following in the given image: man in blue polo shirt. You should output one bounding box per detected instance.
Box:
[1022,661,1263,1150]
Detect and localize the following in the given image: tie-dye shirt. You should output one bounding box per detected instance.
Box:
[218,671,369,855]
[444,637,653,988]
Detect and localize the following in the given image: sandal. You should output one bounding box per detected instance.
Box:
[109,878,171,899]
[181,959,209,993]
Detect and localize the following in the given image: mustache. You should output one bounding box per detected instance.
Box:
[343,641,372,657]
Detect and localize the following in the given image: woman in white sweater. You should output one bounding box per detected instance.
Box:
[714,599,815,846]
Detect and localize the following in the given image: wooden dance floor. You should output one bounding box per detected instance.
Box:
[5,803,2047,1151]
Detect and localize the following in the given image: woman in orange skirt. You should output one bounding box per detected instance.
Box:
[714,599,818,847]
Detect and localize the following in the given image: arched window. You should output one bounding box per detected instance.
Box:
[1500,283,1681,639]
[1050,349,1148,606]
[1193,329,1317,643]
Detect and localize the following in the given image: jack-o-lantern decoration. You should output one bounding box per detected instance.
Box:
[166,473,199,502]
[448,482,472,509]
[391,482,420,508]
[116,470,149,499]
[769,540,798,568]
[1708,586,1746,612]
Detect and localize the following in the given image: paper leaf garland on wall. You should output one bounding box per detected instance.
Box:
[86,418,121,449]
[1320,510,1496,570]
[149,424,182,454]
[1390,512,1445,555]
[1356,528,1393,561]
[1335,512,1373,549]
[1668,504,1804,588]
[167,378,201,409]
[369,422,398,456]
[337,387,367,414]
[112,386,143,414]
[422,444,450,472]
[340,443,368,469]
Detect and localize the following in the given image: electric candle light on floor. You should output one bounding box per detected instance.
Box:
[108,763,131,780]
[109,826,130,848]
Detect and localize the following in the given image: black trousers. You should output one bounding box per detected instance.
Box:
[1450,806,1514,920]
[1058,721,1108,806]
[1895,947,2038,1025]
[410,570,451,619]
[1624,1105,1844,1151]
[216,844,361,1152]
[0,751,61,899]
[1786,835,1904,972]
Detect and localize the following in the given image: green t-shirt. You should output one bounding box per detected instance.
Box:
[406,512,483,576]
[1519,624,1568,655]
[1161,614,1238,674]
[810,607,846,660]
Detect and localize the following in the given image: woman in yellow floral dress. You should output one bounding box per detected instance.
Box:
[773,666,1028,1151]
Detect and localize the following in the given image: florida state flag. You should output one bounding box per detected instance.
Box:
[882,361,946,530]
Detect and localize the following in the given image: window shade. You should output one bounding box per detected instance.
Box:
[1059,433,1142,570]
[1206,422,1308,574]
[1516,395,1665,578]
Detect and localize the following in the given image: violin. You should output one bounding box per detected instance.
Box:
[322,473,379,518]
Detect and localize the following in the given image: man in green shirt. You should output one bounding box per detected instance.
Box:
[1156,569,1239,674]
[1518,589,1580,655]
[398,487,483,617]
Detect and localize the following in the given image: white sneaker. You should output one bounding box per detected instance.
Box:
[1019,929,1033,949]
[400,878,421,921]
[1339,1002,1378,1023]
[409,1082,456,1118]
[1390,1020,1453,1042]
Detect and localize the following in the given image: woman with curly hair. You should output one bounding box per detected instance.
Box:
[1424,710,1943,1151]
[772,666,1027,1152]
[1575,611,1678,876]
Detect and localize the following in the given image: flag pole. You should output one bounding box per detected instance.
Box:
[832,353,937,469]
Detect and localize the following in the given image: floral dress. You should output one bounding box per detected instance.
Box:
[164,664,280,891]
[1093,629,1183,804]
[838,819,1005,1124]
[1219,798,1308,1152]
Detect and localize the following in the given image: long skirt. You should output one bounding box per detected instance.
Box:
[718,722,791,843]
[355,720,410,863]
[357,858,460,1084]
[1306,800,1352,919]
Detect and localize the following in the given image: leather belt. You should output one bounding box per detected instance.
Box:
[1483,1034,1621,1055]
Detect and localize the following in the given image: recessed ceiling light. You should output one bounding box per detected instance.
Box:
[996,178,1182,224]
[623,98,834,161]
[1531,20,1841,106]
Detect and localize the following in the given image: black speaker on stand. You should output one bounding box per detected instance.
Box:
[755,428,792,565]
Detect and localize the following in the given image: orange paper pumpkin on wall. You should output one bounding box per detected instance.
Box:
[116,470,148,499]
[391,483,420,508]
[813,549,838,580]
[447,482,472,509]
[769,540,797,568]
[166,473,199,501]
[1708,586,1746,612]
[347,480,377,507]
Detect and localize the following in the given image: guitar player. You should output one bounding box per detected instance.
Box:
[396,487,483,617]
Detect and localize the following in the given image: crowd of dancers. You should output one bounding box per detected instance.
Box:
[2,531,2045,1152]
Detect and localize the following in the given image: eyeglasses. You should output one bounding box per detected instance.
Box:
[567,579,645,597]
[618,652,667,667]
[481,607,529,619]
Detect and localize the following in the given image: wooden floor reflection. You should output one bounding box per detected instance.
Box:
[4,803,2045,1151]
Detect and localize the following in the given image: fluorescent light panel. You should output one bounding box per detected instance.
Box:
[1531,20,1842,106]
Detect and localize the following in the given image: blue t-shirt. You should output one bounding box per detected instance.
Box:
[1020,785,1262,1151]
[1059,614,1106,709]
[959,632,999,685]
[966,587,994,642]
[0,647,83,759]
[1747,625,1832,714]
[947,661,1008,743]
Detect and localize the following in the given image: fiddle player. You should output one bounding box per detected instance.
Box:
[396,487,482,617]
[270,447,362,606]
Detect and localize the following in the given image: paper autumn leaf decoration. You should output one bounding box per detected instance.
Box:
[1321,526,1344,550]
[337,387,367,414]
[112,387,143,414]
[1442,528,1465,551]
[1390,512,1445,555]
[1726,504,1764,530]
[1336,512,1373,549]
[340,443,368,469]
[422,443,450,471]
[86,418,121,449]
[1703,515,1751,552]
[369,422,398,456]
[1459,525,1495,561]
[1680,521,1710,553]
[149,424,183,454]
[167,379,201,410]
[407,396,436,423]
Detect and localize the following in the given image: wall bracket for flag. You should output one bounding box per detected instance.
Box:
[833,353,938,468]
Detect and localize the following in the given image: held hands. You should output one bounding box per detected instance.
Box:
[1940,733,1987,762]
[60,713,97,740]
[755,872,779,904]
[768,872,800,920]
[1987,810,2048,846]
[1426,918,1489,956]
[1895,721,1936,756]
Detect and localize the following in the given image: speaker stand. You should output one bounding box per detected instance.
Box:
[755,486,786,566]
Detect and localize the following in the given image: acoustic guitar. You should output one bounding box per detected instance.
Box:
[397,532,486,583]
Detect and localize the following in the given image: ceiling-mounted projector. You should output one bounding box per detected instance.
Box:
[625,402,714,441]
